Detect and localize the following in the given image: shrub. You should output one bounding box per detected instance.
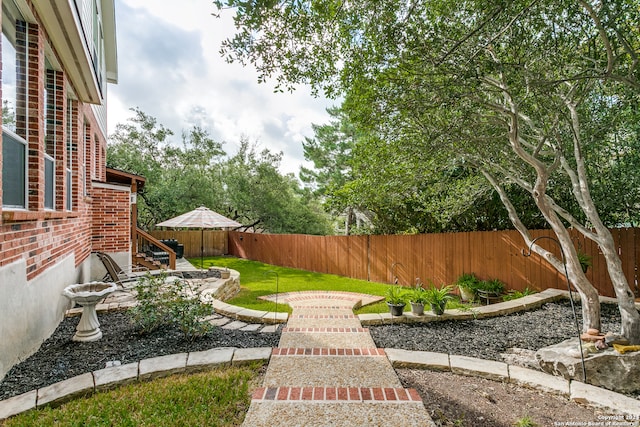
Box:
[129,272,214,340]
[477,278,506,294]
[455,273,481,291]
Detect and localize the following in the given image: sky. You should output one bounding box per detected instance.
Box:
[107,0,334,175]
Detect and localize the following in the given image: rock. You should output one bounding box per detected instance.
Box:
[605,334,629,346]
[586,328,600,335]
[536,338,640,394]
[595,340,607,350]
[565,346,590,359]
[500,348,539,370]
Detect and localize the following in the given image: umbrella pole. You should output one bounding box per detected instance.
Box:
[201,228,204,270]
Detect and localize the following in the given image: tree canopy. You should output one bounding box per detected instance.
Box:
[216,0,640,341]
[107,108,331,235]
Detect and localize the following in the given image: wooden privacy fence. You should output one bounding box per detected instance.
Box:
[228,228,640,298]
[150,230,229,258]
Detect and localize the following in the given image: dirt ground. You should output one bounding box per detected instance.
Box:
[397,369,632,427]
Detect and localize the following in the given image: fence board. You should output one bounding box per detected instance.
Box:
[221,229,640,298]
[150,230,228,257]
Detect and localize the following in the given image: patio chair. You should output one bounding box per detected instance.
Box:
[96,252,179,288]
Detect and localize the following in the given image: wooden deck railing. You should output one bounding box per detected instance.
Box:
[134,227,176,269]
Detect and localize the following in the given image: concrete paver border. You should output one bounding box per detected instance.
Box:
[0,346,272,421]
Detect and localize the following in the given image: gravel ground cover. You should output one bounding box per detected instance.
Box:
[370,300,623,361]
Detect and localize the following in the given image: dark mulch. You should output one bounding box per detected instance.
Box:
[0,311,280,400]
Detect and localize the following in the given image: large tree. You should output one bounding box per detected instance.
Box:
[224,138,331,234]
[216,0,640,342]
[107,109,331,235]
[300,106,374,234]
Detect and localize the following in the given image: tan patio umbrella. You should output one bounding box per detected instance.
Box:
[156,206,241,268]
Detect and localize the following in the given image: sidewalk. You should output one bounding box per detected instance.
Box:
[242,291,435,427]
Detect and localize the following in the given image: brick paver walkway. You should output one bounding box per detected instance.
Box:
[242,291,435,426]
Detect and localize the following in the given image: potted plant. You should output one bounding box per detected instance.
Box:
[476,278,505,304]
[577,251,592,273]
[385,286,407,316]
[408,280,429,316]
[456,273,480,302]
[424,284,454,315]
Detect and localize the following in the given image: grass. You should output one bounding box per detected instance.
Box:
[196,256,396,314]
[194,256,472,315]
[4,364,263,427]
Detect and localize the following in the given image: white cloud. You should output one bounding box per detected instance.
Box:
[107,0,333,174]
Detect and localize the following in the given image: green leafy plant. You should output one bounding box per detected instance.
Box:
[456,273,481,301]
[503,287,537,301]
[408,284,429,304]
[129,272,214,340]
[456,273,481,290]
[577,250,592,273]
[477,278,506,295]
[424,284,454,315]
[385,285,407,305]
[514,415,539,427]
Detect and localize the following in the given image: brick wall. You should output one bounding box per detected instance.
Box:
[91,184,131,253]
[0,7,128,278]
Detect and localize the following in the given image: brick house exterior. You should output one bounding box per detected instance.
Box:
[0,0,130,380]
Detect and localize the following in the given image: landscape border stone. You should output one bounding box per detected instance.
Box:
[139,353,188,381]
[93,362,139,391]
[387,350,639,416]
[0,346,273,421]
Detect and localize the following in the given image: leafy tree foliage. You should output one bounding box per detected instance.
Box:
[223,138,331,234]
[300,106,374,234]
[107,108,330,234]
[215,0,640,341]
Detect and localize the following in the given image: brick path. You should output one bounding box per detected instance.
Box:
[241,291,435,426]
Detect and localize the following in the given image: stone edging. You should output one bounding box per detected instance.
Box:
[212,287,570,325]
[2,346,637,421]
[385,348,640,416]
[0,347,272,421]
[358,288,569,325]
[4,288,636,420]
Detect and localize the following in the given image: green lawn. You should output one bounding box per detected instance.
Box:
[192,256,471,315]
[4,365,262,427]
[193,256,395,314]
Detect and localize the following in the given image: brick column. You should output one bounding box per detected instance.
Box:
[16,21,45,211]
[46,69,67,211]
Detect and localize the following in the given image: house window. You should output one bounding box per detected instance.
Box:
[2,5,27,209]
[44,154,54,209]
[2,128,27,208]
[91,0,104,96]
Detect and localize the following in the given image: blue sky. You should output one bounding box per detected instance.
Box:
[107,0,333,174]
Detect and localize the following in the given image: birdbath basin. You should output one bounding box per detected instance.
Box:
[63,282,118,342]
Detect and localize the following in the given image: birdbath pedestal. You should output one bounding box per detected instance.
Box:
[62,282,118,342]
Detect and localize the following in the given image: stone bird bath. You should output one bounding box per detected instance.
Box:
[63,282,118,342]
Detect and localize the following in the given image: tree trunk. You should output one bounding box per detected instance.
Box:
[594,228,640,343]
